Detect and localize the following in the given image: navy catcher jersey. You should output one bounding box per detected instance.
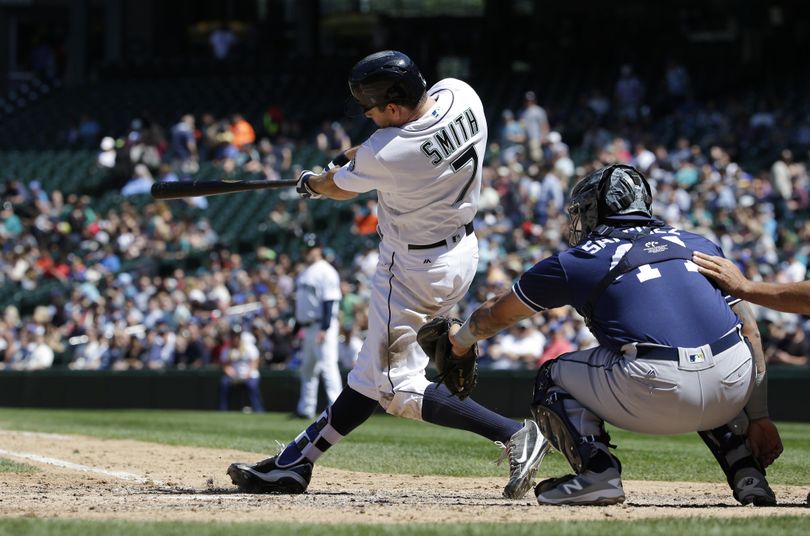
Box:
[514,222,740,350]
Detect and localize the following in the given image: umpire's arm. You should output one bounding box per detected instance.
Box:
[732,300,783,467]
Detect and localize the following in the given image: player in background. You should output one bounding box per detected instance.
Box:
[293,233,343,420]
[228,50,546,499]
[448,165,781,506]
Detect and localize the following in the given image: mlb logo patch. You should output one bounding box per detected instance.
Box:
[688,349,706,363]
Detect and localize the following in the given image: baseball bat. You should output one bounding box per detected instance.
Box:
[150,179,298,200]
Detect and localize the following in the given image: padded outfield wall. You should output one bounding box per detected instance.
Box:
[0,367,807,422]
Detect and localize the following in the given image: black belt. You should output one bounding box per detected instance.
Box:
[635,329,742,361]
[298,321,316,327]
[408,222,474,250]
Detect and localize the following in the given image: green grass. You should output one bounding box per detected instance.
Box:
[0,408,808,485]
[1,518,809,536]
[0,457,38,473]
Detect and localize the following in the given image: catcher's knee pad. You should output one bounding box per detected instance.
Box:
[530,362,608,473]
[699,423,764,489]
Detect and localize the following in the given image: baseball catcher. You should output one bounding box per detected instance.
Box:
[448,164,781,506]
[417,317,478,399]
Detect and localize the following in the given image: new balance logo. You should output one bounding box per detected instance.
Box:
[423,259,432,264]
[561,479,584,495]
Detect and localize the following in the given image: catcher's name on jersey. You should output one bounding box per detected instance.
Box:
[419,107,480,165]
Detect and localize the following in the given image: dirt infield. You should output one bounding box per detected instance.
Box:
[0,431,807,523]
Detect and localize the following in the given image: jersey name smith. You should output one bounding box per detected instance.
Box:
[420,108,480,165]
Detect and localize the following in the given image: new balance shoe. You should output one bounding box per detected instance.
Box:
[535,466,625,506]
[502,419,550,499]
[733,467,776,506]
[227,456,312,494]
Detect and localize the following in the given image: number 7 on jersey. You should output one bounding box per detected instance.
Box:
[451,145,478,204]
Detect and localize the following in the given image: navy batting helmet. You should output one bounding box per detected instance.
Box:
[348,50,427,111]
[302,233,321,249]
[567,164,653,245]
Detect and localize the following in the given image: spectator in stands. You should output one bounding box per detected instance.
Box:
[97,137,117,169]
[351,198,378,236]
[218,325,264,412]
[498,109,526,164]
[538,322,575,367]
[520,91,549,163]
[663,59,691,111]
[170,114,199,174]
[69,327,107,370]
[338,325,362,370]
[210,23,237,61]
[121,163,154,197]
[143,323,175,369]
[766,321,809,366]
[614,64,645,122]
[12,325,54,370]
[229,114,256,152]
[77,114,101,147]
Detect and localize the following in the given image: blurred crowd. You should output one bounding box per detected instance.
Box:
[2,61,809,372]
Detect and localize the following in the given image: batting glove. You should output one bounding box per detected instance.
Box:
[296,170,324,200]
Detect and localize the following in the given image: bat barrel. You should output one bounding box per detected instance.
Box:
[150,179,298,199]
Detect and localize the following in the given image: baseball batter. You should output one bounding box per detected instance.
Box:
[228,50,546,499]
[449,165,780,506]
[294,233,343,419]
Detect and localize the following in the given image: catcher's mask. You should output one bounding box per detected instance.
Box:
[567,164,652,245]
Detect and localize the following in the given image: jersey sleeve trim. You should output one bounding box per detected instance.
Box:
[512,282,547,312]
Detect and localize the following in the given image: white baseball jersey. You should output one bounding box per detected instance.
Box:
[334,78,487,245]
[295,259,342,324]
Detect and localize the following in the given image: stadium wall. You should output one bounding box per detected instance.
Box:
[0,368,807,422]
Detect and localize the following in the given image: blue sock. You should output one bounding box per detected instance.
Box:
[421,383,521,443]
[277,387,378,466]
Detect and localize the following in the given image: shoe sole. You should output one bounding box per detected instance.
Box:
[537,492,626,506]
[503,439,551,499]
[227,463,308,494]
[736,493,777,507]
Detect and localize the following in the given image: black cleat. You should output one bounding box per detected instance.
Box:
[733,468,776,506]
[227,456,312,494]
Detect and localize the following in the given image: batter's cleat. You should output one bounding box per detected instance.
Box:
[534,467,625,506]
[733,467,776,506]
[502,419,550,499]
[227,456,312,494]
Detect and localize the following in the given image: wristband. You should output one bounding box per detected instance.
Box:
[453,320,478,348]
[328,151,350,170]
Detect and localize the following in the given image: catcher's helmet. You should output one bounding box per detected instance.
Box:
[567,164,652,245]
[349,50,427,111]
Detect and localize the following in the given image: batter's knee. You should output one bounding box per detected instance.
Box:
[380,390,425,421]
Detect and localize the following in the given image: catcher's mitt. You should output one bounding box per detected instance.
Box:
[416,316,479,399]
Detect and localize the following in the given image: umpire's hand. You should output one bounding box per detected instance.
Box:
[747,417,783,468]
